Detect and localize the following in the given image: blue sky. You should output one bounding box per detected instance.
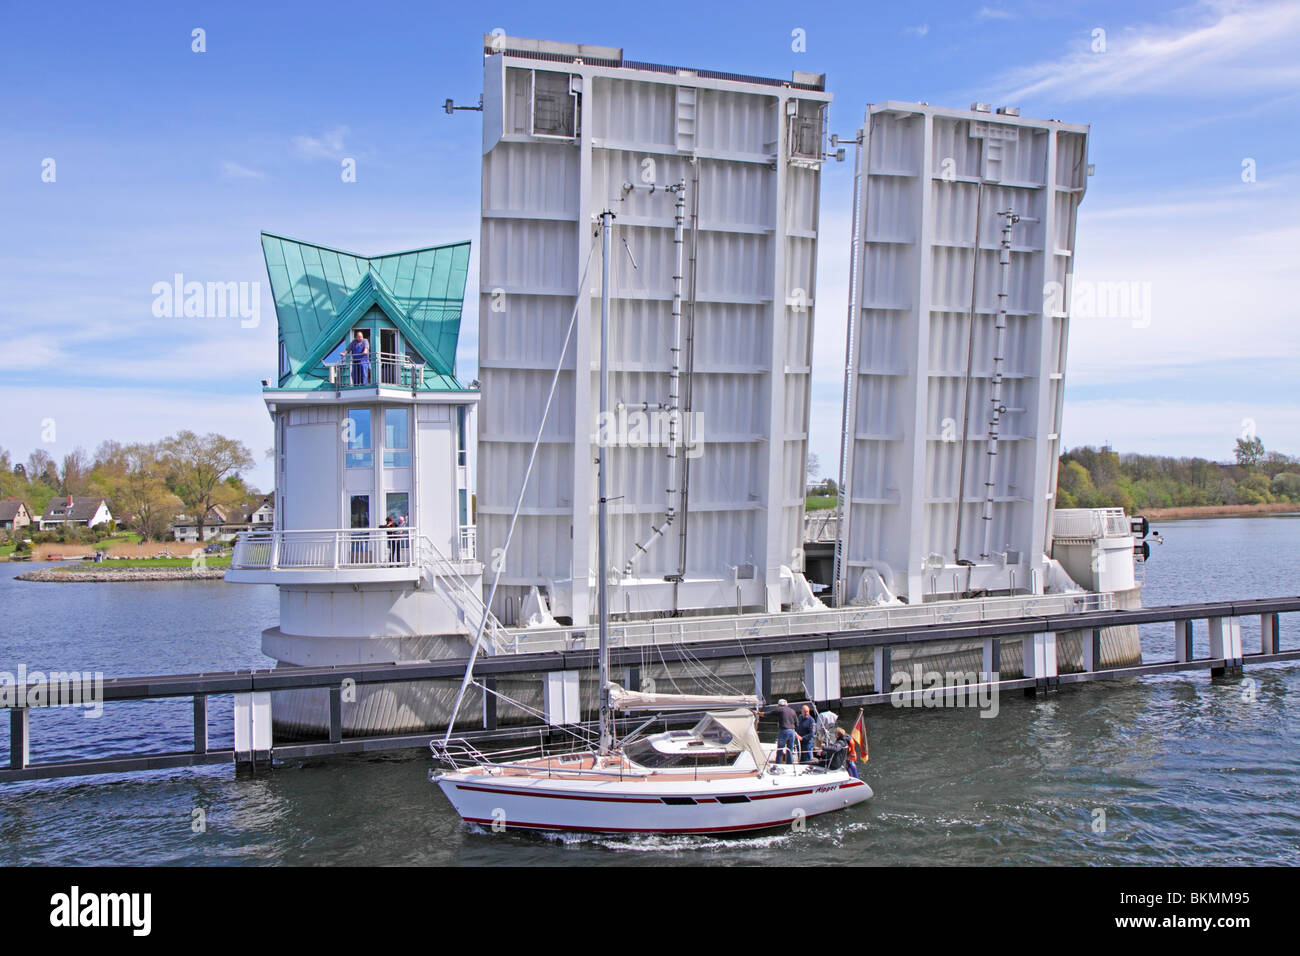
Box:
[2,0,1297,490]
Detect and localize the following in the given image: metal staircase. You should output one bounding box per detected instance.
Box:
[416,535,511,656]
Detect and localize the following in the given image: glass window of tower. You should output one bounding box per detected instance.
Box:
[345,409,372,468]
[384,408,410,467]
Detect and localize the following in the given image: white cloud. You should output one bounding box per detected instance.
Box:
[804,162,1300,470]
[220,160,266,181]
[293,126,351,161]
[993,1,1300,101]
[1068,177,1300,384]
[977,6,1016,20]
[904,24,931,38]
[0,386,274,489]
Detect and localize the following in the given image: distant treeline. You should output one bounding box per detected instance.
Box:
[0,433,255,541]
[1057,438,1300,511]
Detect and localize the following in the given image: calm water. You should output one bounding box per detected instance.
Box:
[1,515,1298,866]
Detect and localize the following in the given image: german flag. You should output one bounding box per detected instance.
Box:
[850,709,868,763]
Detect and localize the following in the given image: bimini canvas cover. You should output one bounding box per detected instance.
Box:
[607,683,761,713]
[692,709,768,772]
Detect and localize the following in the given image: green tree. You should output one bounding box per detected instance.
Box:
[1271,473,1300,501]
[1235,435,1265,468]
[115,444,183,541]
[160,431,254,544]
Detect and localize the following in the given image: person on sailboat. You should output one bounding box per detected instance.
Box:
[771,699,798,765]
[795,704,816,765]
[816,728,851,772]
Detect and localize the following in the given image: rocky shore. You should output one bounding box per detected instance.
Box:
[16,567,228,583]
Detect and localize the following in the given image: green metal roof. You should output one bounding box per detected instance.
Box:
[260,233,472,391]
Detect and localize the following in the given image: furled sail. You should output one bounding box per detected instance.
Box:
[607,683,761,713]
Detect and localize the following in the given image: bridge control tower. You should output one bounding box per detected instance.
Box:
[227,234,503,736]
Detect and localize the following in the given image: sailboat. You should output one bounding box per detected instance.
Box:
[429,210,872,835]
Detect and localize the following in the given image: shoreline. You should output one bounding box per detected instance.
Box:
[16,567,228,583]
[1136,503,1299,522]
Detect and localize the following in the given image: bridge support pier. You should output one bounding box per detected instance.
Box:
[193,695,208,753]
[805,650,840,705]
[543,671,580,726]
[873,646,892,695]
[982,638,1000,679]
[234,692,272,767]
[1261,613,1281,655]
[1081,628,1103,673]
[1174,620,1194,662]
[1022,631,1057,696]
[481,676,497,731]
[753,657,772,701]
[1209,616,1243,676]
[9,708,28,770]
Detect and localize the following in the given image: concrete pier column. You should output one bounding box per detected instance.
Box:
[982,638,1000,678]
[543,671,580,726]
[1022,631,1057,694]
[1261,613,1281,655]
[482,676,498,731]
[234,692,272,763]
[753,657,772,701]
[805,650,840,704]
[1209,616,1243,675]
[1174,620,1194,662]
[1081,628,1102,673]
[872,646,891,695]
[327,687,342,743]
[9,708,28,770]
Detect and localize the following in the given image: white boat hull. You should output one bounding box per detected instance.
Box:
[435,768,872,835]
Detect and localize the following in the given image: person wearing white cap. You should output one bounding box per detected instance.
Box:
[771,698,798,765]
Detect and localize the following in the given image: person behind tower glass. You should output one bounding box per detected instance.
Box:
[795,704,816,764]
[349,330,370,386]
[770,699,798,765]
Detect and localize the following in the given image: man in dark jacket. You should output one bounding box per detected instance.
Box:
[795,704,817,764]
[818,728,851,771]
[771,699,798,764]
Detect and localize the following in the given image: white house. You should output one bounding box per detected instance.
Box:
[0,500,32,530]
[39,496,113,531]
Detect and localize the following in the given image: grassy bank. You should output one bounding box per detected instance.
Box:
[1137,503,1300,521]
[44,556,232,571]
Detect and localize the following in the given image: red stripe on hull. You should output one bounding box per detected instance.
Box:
[453,782,832,805]
[455,784,661,804]
[460,807,850,836]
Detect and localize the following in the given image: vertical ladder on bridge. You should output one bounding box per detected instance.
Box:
[416,536,511,656]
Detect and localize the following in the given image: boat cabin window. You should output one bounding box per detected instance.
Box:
[692,716,737,746]
[621,739,738,769]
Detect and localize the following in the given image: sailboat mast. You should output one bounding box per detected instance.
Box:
[597,209,615,755]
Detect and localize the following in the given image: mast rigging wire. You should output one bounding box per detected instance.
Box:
[443,238,602,743]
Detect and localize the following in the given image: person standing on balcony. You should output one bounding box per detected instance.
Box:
[349,330,370,386]
[383,515,398,563]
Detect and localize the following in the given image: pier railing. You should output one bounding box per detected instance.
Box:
[232,527,419,570]
[507,590,1115,656]
[1,595,1297,783]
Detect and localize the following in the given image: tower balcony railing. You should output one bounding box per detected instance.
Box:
[232,527,417,571]
[324,351,427,389]
[230,525,479,574]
